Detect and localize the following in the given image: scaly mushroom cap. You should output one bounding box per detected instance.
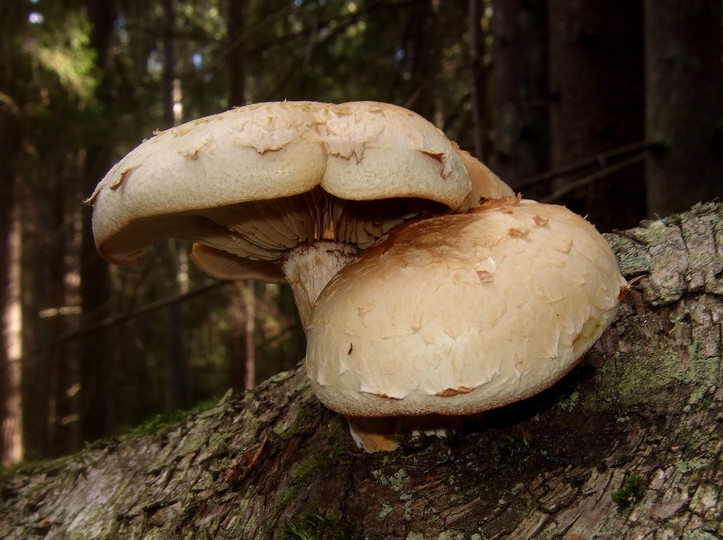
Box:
[86,101,512,282]
[306,198,627,417]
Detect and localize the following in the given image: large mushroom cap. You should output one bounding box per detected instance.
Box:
[306,198,627,417]
[86,101,512,279]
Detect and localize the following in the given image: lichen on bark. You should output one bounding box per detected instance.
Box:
[0,203,721,539]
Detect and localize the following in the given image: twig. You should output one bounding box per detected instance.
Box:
[539,154,645,203]
[467,0,484,159]
[20,281,231,361]
[512,140,654,191]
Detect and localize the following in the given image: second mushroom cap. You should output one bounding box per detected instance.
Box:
[306,198,627,418]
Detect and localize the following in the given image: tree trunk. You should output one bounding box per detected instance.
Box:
[230,281,257,392]
[400,0,443,124]
[547,0,645,231]
[79,0,118,445]
[46,168,78,457]
[0,95,23,467]
[644,0,723,218]
[226,0,257,392]
[242,284,256,391]
[467,0,485,160]
[487,0,549,193]
[227,0,247,107]
[0,203,721,539]
[160,0,190,413]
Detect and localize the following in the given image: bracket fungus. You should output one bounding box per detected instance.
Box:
[86,101,513,327]
[306,198,628,452]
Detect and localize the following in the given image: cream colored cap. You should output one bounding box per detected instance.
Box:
[306,198,627,417]
[86,101,500,277]
[453,143,515,205]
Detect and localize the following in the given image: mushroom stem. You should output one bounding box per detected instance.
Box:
[346,417,401,452]
[280,241,359,329]
[346,415,478,452]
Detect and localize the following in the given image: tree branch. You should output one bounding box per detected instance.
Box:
[1,203,721,539]
[18,281,229,365]
[511,140,655,191]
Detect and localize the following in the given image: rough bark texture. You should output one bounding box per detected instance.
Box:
[1,203,721,539]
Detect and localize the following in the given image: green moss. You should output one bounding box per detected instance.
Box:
[274,444,322,511]
[325,416,351,449]
[371,466,418,521]
[692,397,713,412]
[0,447,85,484]
[371,466,411,490]
[0,399,221,488]
[225,500,257,537]
[235,407,261,435]
[378,503,393,519]
[283,442,347,499]
[496,432,530,458]
[607,234,654,276]
[279,512,356,540]
[388,469,409,491]
[585,327,720,410]
[522,500,539,518]
[122,399,216,440]
[276,407,321,440]
[612,474,645,506]
[675,457,712,475]
[270,422,350,526]
[558,389,580,412]
[295,453,332,484]
[682,531,721,540]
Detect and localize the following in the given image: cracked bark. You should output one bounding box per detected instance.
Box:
[0,203,721,539]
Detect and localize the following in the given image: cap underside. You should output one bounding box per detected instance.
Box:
[89,101,487,272]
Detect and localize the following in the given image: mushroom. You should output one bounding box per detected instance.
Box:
[305,197,628,452]
[85,101,513,327]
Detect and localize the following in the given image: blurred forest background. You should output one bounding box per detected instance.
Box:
[0,0,721,466]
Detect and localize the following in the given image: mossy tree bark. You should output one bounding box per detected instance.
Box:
[1,203,721,539]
